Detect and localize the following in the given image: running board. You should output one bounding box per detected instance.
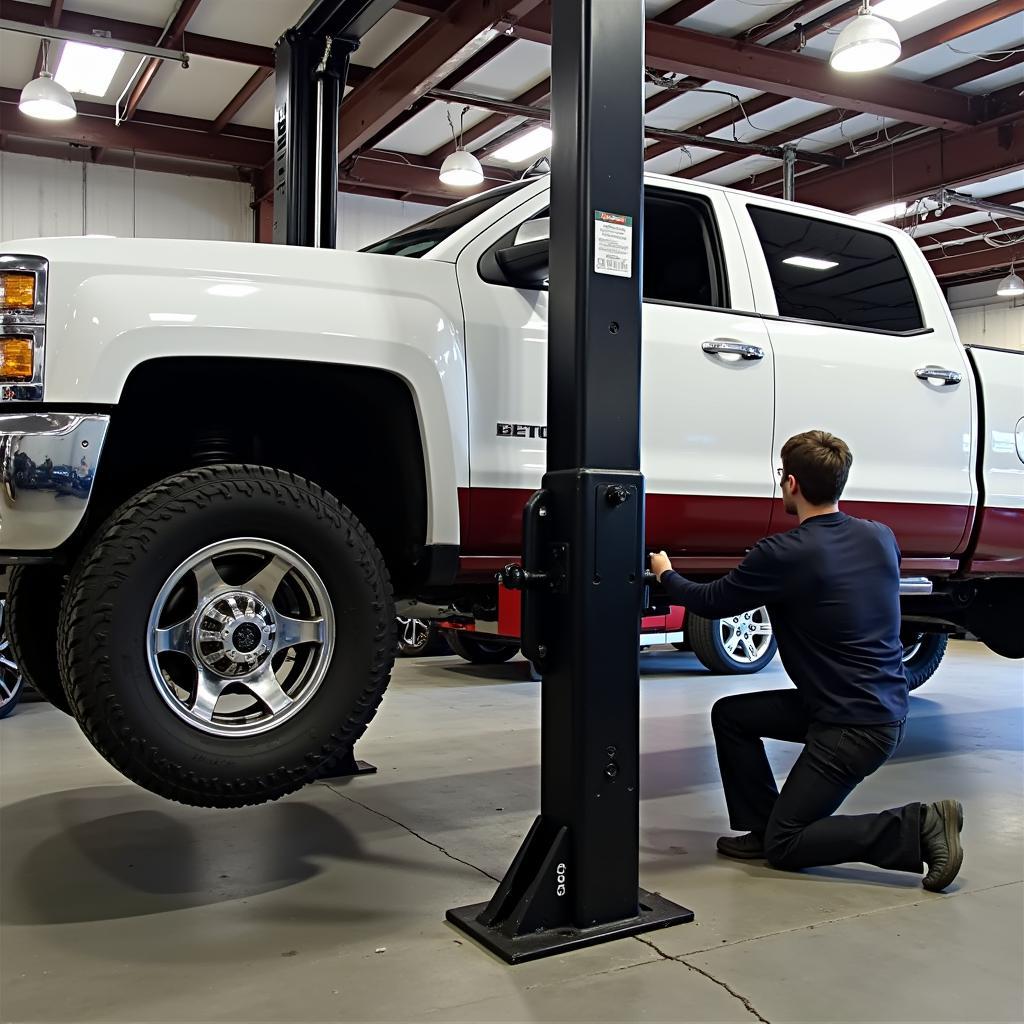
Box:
[899,577,933,596]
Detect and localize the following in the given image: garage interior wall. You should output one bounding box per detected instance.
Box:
[947,281,1024,352]
[0,152,252,243]
[336,192,441,251]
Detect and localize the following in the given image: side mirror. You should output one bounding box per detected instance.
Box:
[486,217,549,289]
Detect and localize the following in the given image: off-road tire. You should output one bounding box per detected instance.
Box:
[58,464,395,808]
[446,632,518,664]
[7,566,71,714]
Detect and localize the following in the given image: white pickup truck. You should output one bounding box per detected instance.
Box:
[1,172,1021,808]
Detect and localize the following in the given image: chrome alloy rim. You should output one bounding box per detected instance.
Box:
[902,634,924,662]
[398,617,430,651]
[0,599,22,711]
[720,607,773,664]
[146,539,334,738]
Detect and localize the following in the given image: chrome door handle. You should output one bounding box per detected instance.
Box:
[915,366,962,386]
[702,339,765,361]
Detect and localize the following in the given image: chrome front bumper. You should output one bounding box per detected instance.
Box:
[0,413,110,554]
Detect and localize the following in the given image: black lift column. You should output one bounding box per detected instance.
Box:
[447,0,694,964]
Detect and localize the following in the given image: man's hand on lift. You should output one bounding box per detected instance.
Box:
[649,550,673,582]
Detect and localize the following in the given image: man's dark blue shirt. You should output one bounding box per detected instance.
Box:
[662,511,909,725]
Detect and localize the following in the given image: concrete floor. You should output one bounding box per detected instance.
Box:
[1,640,1022,1023]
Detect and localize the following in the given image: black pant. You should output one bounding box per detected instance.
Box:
[711,689,922,873]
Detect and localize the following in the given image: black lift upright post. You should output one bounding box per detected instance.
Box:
[448,0,694,963]
[273,0,399,247]
[273,0,400,780]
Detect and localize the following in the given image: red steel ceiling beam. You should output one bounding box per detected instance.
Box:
[120,0,204,123]
[656,0,718,23]
[338,0,546,161]
[926,238,1023,278]
[0,132,249,181]
[747,80,1022,195]
[0,88,270,166]
[675,55,1014,182]
[643,21,979,128]
[773,116,1024,211]
[31,0,63,78]
[357,27,523,157]
[3,0,275,68]
[768,0,860,51]
[442,0,830,169]
[210,68,272,134]
[510,7,978,129]
[898,0,1024,61]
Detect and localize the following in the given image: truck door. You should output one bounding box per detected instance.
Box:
[730,196,975,557]
[456,182,776,561]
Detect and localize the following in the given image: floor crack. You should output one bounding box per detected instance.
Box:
[635,936,771,1024]
[318,781,500,883]
[680,878,1024,958]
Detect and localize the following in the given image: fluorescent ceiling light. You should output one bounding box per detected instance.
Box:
[54,41,125,97]
[871,0,946,21]
[491,126,552,164]
[857,201,907,222]
[783,256,839,270]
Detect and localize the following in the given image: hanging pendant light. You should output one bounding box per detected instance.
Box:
[19,41,77,121]
[996,265,1024,297]
[830,1,901,73]
[439,104,484,188]
[440,149,484,187]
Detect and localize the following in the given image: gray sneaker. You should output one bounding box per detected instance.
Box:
[921,799,964,892]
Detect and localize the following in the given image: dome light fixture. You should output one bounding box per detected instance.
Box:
[19,41,77,121]
[439,149,484,188]
[996,265,1024,298]
[439,103,484,188]
[830,1,901,73]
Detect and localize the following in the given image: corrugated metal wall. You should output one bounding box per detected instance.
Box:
[0,152,253,243]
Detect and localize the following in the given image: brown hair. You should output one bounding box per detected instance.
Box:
[780,430,853,505]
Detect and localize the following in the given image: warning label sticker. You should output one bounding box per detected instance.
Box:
[594,210,633,278]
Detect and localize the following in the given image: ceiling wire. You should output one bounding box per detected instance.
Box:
[944,44,1024,61]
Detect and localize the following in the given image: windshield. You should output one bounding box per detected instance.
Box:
[361,181,532,258]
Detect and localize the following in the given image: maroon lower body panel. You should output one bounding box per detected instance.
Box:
[460,487,976,564]
[967,506,1024,574]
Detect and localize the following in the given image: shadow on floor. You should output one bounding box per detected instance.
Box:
[0,788,466,926]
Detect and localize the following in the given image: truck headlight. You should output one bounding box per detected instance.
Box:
[0,256,47,401]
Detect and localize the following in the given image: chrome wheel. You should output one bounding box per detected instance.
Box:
[0,598,23,713]
[398,616,430,651]
[902,635,924,662]
[720,607,773,665]
[145,539,334,738]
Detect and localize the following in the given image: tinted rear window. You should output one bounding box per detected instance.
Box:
[747,205,923,333]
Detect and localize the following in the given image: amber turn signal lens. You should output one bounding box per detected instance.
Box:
[0,273,36,311]
[0,336,34,381]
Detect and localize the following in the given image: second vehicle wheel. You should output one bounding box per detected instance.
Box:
[396,617,448,657]
[446,632,519,664]
[58,465,396,808]
[6,566,71,714]
[901,631,948,690]
[0,599,25,720]
[688,607,777,675]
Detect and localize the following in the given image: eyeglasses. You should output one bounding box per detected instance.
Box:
[776,467,784,478]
